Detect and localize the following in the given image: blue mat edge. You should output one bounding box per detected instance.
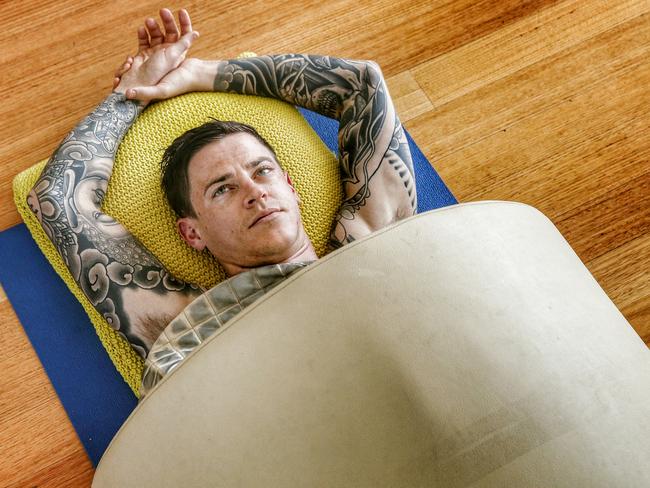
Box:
[0,108,456,467]
[0,224,137,466]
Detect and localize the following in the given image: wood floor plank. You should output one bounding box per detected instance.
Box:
[557,173,650,263]
[586,234,650,344]
[411,0,650,109]
[0,301,94,486]
[409,10,650,162]
[409,45,649,218]
[406,9,650,218]
[386,71,434,123]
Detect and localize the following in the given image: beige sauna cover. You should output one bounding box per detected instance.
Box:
[93,202,650,487]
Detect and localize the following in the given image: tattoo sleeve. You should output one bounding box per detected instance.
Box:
[27,93,199,357]
[212,55,417,247]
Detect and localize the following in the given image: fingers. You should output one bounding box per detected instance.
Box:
[144,8,191,47]
[178,9,192,35]
[118,9,198,97]
[145,17,165,46]
[114,56,133,78]
[113,56,133,88]
[124,84,169,102]
[166,30,199,61]
[137,26,149,52]
[159,8,179,43]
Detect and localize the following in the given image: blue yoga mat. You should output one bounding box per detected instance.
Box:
[0,108,456,466]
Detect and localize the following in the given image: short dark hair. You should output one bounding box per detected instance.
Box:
[161,119,278,218]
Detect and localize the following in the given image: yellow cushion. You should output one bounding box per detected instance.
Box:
[13,92,342,395]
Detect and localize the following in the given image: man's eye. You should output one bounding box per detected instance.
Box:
[212,185,230,197]
[257,165,274,176]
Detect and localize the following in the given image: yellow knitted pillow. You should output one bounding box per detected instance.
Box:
[13,92,342,395]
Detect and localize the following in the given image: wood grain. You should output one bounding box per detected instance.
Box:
[588,233,650,343]
[0,0,647,484]
[412,0,649,108]
[386,71,434,123]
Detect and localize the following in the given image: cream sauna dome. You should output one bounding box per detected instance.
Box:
[93,202,650,488]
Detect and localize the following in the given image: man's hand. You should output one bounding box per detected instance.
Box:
[122,57,215,102]
[114,8,199,103]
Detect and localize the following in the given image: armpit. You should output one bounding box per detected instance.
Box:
[120,286,201,351]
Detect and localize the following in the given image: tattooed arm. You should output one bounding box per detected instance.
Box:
[126,55,417,248]
[27,19,201,357]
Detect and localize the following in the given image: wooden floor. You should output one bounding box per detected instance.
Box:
[1,0,648,485]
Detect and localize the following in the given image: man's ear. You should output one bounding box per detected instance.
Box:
[177,217,206,251]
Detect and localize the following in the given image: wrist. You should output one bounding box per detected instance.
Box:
[110,90,148,111]
[185,58,220,92]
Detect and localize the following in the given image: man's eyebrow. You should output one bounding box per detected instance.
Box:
[203,172,233,196]
[202,158,274,196]
[245,157,272,169]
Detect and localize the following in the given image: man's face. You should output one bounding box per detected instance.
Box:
[178,133,307,273]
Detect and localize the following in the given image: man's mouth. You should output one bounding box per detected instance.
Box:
[249,209,281,228]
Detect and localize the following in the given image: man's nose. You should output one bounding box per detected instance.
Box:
[243,179,267,208]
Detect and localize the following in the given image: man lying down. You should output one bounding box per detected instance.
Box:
[27,8,417,397]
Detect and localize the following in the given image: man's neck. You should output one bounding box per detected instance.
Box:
[222,240,318,277]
